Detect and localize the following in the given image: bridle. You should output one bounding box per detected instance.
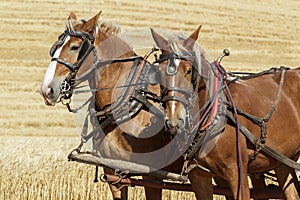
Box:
[49,28,96,100]
[153,51,199,134]
[49,27,163,126]
[154,52,198,108]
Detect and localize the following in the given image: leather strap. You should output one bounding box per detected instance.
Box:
[226,110,300,171]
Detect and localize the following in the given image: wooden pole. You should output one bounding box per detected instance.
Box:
[68,152,188,181]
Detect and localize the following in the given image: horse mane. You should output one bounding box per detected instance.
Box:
[65,18,124,36]
[97,21,124,36]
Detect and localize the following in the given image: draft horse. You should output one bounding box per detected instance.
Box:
[40,11,186,200]
[151,26,300,199]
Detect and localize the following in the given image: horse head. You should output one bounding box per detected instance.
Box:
[151,26,210,135]
[40,11,101,106]
[151,26,210,134]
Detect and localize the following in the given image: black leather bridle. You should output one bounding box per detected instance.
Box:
[154,52,198,108]
[49,28,96,100]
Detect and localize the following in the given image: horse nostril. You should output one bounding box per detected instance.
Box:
[165,120,172,129]
[178,117,184,123]
[165,118,185,131]
[47,87,54,97]
[165,120,178,129]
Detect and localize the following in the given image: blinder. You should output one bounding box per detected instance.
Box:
[49,28,95,71]
[78,39,89,61]
[192,64,199,90]
[154,52,196,76]
[49,31,68,57]
[49,29,94,58]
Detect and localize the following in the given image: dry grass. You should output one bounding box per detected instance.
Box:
[1,0,299,199]
[0,137,208,200]
[0,137,113,200]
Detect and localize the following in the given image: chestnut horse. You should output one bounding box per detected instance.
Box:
[151,27,300,199]
[40,11,189,200]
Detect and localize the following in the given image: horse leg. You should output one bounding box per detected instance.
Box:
[249,174,268,200]
[214,176,234,200]
[143,176,162,200]
[274,165,300,200]
[107,183,128,200]
[104,168,128,200]
[227,173,250,200]
[219,173,267,200]
[220,161,250,200]
[189,169,214,200]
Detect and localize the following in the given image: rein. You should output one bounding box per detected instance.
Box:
[187,64,299,199]
[49,29,166,163]
[51,26,300,198]
[227,66,290,160]
[49,26,160,115]
[157,49,247,199]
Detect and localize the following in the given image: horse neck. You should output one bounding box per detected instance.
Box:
[95,30,134,76]
[197,78,210,111]
[93,32,135,109]
[94,28,133,59]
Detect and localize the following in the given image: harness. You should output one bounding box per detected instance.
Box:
[152,49,221,174]
[153,52,198,132]
[49,28,163,140]
[155,48,300,199]
[50,28,300,198]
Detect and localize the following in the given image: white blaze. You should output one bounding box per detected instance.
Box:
[41,36,70,93]
[174,59,180,68]
[170,59,181,116]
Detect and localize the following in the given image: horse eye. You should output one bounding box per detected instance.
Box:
[186,69,192,75]
[70,45,80,51]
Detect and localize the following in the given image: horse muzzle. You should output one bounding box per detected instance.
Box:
[165,118,185,136]
[40,79,64,106]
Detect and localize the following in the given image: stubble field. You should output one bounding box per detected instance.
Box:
[0,0,299,199]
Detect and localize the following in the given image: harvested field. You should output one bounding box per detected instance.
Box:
[0,0,299,199]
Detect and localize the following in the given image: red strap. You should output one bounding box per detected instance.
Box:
[200,76,219,131]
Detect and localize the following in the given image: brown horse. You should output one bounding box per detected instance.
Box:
[40,11,189,200]
[151,26,300,199]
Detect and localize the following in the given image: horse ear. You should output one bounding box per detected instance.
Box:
[84,11,102,32]
[68,12,77,20]
[184,25,202,50]
[151,28,168,51]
